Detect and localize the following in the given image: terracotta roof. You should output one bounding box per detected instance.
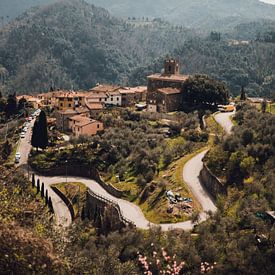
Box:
[55,91,87,98]
[126,86,147,93]
[148,73,189,82]
[75,107,90,114]
[90,84,120,93]
[119,88,136,94]
[58,109,78,115]
[158,88,181,95]
[86,102,104,110]
[69,115,101,128]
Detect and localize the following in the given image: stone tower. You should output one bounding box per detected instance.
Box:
[164,59,180,75]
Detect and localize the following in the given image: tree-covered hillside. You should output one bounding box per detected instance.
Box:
[1,0,275,32]
[87,0,275,31]
[0,0,193,94]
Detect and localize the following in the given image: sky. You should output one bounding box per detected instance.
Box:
[259,0,275,4]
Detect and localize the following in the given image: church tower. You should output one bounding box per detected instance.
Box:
[164,59,180,75]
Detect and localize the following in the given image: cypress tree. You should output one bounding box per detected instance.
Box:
[48,197,54,213]
[45,190,48,205]
[36,179,40,194]
[32,174,35,188]
[31,121,40,151]
[31,110,48,150]
[5,92,17,118]
[240,86,246,101]
[41,182,45,197]
[37,110,48,150]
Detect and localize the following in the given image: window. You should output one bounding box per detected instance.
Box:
[68,104,72,107]
[97,124,100,129]
[99,98,101,102]
[111,98,113,102]
[60,103,63,107]
[117,97,119,101]
[68,98,73,102]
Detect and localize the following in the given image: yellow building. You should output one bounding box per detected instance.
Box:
[55,91,87,110]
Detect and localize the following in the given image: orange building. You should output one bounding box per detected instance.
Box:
[68,115,103,137]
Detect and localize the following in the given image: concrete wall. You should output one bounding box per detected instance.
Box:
[199,164,226,200]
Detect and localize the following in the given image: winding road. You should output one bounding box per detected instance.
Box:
[17,111,234,230]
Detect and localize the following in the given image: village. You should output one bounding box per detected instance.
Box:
[15,59,236,138]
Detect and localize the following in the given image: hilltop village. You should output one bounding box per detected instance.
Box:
[16,59,229,137]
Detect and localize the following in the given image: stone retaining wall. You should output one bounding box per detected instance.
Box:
[51,186,75,220]
[199,164,226,200]
[85,189,135,232]
[30,164,123,198]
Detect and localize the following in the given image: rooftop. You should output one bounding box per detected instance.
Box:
[148,73,189,82]
[158,88,181,95]
[69,115,99,127]
[57,109,78,115]
[85,102,104,110]
[55,91,87,98]
[90,84,121,93]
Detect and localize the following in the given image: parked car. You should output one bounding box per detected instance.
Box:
[20,133,25,138]
[15,152,21,163]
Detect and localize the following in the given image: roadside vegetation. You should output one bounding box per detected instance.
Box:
[30,109,209,223]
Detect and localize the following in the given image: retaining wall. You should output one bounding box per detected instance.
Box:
[51,186,75,220]
[199,164,226,200]
[30,164,123,198]
[85,189,135,232]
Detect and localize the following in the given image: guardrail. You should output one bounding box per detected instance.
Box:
[87,188,135,227]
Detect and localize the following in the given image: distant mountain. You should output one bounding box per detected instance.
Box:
[0,0,193,94]
[1,0,275,31]
[87,0,275,31]
[0,0,56,23]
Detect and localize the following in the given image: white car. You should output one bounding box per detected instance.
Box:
[20,133,25,138]
[15,152,21,163]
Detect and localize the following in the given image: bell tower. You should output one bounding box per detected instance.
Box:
[164,59,180,75]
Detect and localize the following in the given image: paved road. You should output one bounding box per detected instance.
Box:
[16,118,72,227]
[214,111,235,134]
[16,110,234,230]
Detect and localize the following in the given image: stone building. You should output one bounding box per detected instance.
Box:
[155,88,182,113]
[147,59,189,112]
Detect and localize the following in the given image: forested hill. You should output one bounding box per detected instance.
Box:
[130,36,275,98]
[86,0,275,31]
[0,0,193,94]
[2,0,275,32]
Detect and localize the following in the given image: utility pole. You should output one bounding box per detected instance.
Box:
[65,160,68,183]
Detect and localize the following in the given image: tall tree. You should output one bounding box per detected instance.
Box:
[182,74,229,108]
[240,86,246,101]
[31,121,40,151]
[18,97,27,111]
[38,110,48,150]
[5,92,17,117]
[31,111,48,150]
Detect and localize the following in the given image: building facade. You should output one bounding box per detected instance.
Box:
[68,115,104,137]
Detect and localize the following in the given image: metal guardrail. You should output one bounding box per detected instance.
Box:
[87,189,135,227]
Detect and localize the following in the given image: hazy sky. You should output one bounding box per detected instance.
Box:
[260,0,275,4]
